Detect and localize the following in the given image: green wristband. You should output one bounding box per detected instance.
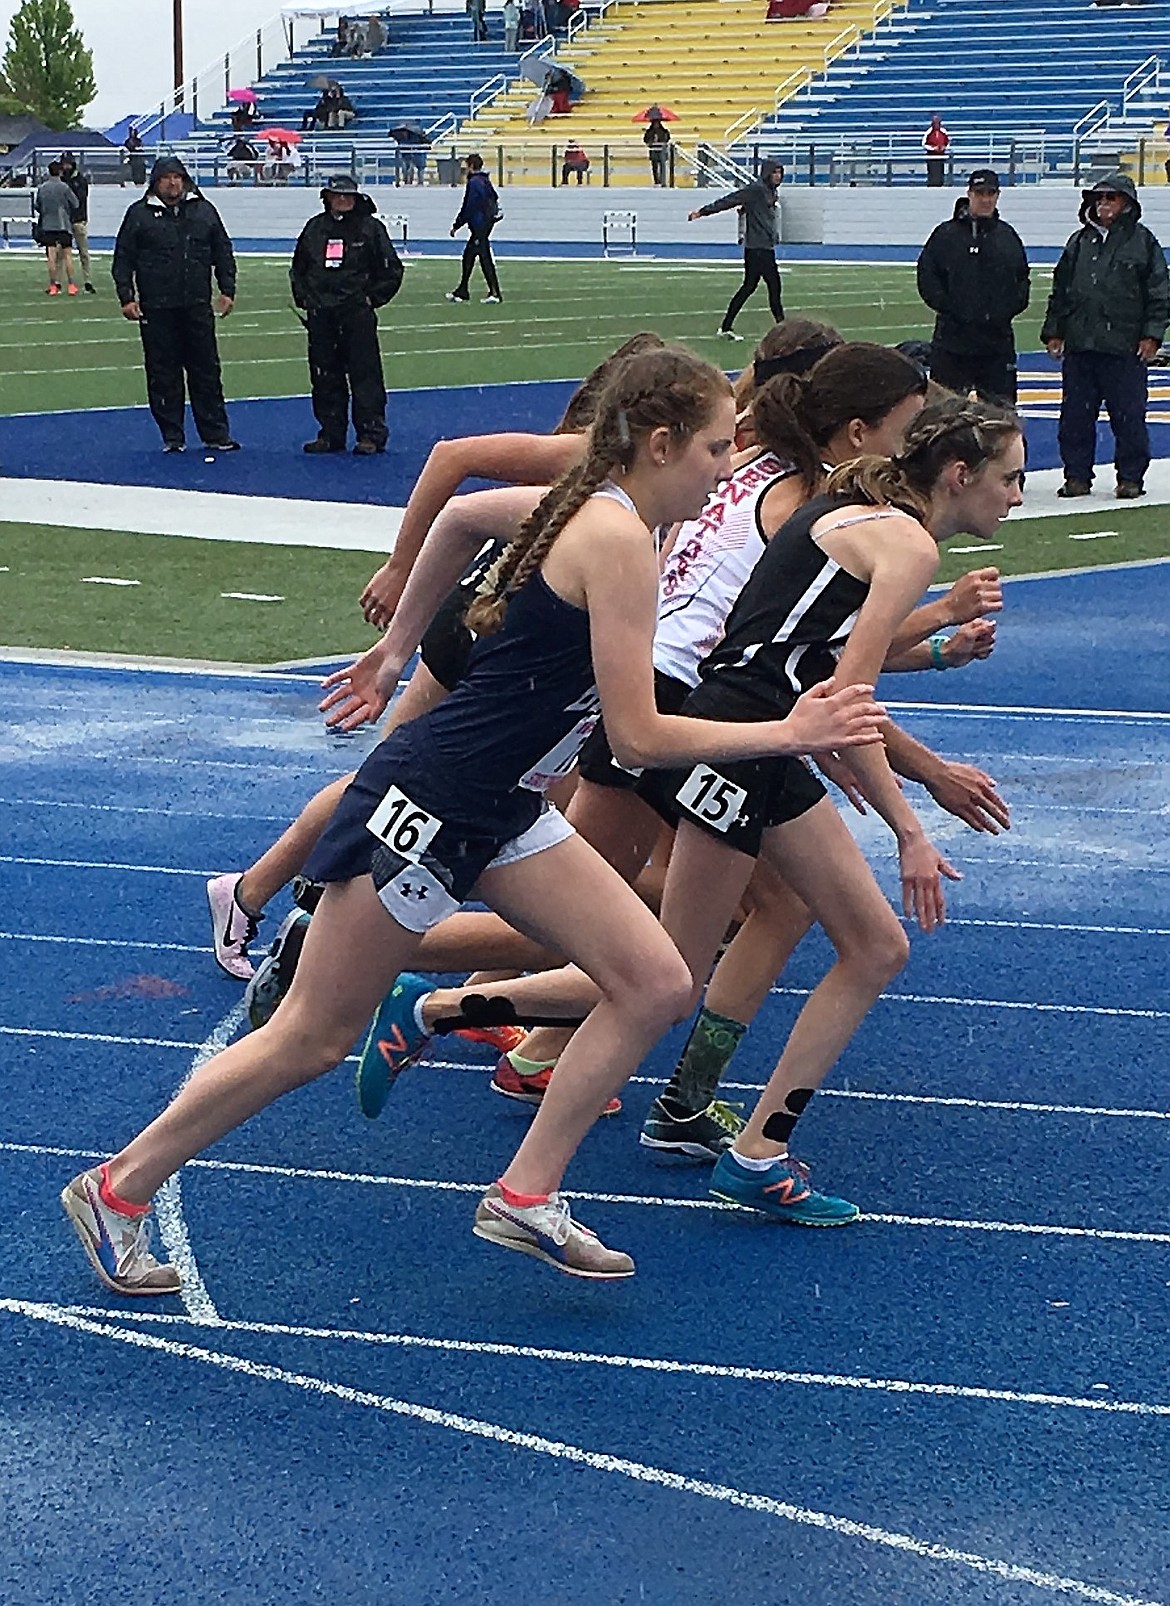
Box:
[928,634,949,670]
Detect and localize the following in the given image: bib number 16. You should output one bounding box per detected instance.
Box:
[366,784,442,863]
[675,764,747,832]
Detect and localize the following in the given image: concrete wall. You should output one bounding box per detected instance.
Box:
[85,182,1170,251]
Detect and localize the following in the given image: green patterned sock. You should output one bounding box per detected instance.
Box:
[663,1006,748,1114]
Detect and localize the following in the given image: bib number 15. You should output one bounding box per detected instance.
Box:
[675,764,747,832]
[366,784,442,863]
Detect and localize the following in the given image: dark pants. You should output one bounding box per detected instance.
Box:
[926,156,945,187]
[307,302,388,447]
[930,346,1018,406]
[455,226,501,297]
[138,303,230,446]
[721,248,784,332]
[648,148,667,186]
[1058,348,1150,487]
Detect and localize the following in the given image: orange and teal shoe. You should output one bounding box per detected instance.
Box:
[356,974,433,1119]
[491,1054,621,1117]
[710,1150,858,1226]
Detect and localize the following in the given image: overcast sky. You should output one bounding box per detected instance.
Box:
[0,0,277,127]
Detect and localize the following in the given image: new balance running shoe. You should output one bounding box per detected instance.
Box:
[710,1150,859,1226]
[473,1185,634,1279]
[355,973,433,1119]
[61,1169,181,1296]
[244,908,310,1030]
[206,872,263,980]
[639,1095,744,1160]
[455,1023,527,1057]
[491,1054,622,1116]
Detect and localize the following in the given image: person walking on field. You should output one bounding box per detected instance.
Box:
[446,153,502,304]
[688,158,784,341]
[58,152,95,294]
[292,174,404,456]
[916,168,1030,404]
[112,156,239,453]
[1042,172,1169,500]
[34,161,79,296]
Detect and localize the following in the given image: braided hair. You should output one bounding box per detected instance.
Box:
[824,395,1022,521]
[466,344,732,635]
[750,342,929,491]
[555,332,667,433]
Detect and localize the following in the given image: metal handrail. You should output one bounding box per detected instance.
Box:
[821,23,861,70]
[470,74,508,117]
[1122,53,1162,113]
[519,33,556,68]
[1073,99,1111,141]
[773,67,813,115]
[426,112,459,143]
[724,107,762,143]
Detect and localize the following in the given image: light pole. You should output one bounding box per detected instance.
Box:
[173,0,184,94]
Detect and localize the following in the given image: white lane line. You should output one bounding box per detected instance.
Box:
[153,1002,246,1326]
[0,798,291,821]
[770,987,1170,1021]
[3,1142,1166,1246]
[885,701,1170,724]
[945,917,1170,938]
[43,1302,1170,1420]
[0,932,205,952]
[2,1304,1160,1606]
[0,1026,196,1049]
[0,855,219,877]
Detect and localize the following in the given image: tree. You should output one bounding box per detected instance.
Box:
[0,0,96,130]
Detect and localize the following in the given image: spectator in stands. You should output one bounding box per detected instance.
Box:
[470,0,489,42]
[302,92,332,131]
[365,14,386,51]
[331,17,350,55]
[231,100,260,131]
[347,19,368,55]
[111,155,239,453]
[1042,173,1169,501]
[34,161,80,296]
[916,168,1030,404]
[687,157,784,338]
[123,127,147,187]
[922,114,949,187]
[391,126,430,184]
[264,137,298,183]
[226,136,263,183]
[313,85,356,129]
[766,0,829,16]
[561,140,590,184]
[447,152,503,303]
[546,67,573,115]
[291,173,404,456]
[58,152,95,295]
[644,115,671,186]
[504,0,521,50]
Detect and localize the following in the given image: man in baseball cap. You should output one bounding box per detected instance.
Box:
[916,168,1030,403]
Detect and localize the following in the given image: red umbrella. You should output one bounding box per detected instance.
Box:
[633,104,678,122]
[255,127,303,144]
[227,87,258,103]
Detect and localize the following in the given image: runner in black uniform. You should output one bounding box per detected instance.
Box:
[62,346,886,1294]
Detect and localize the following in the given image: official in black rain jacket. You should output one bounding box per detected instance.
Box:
[111,156,238,451]
[291,173,404,454]
[916,168,1030,404]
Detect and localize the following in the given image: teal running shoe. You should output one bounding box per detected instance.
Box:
[355,973,433,1120]
[710,1150,859,1227]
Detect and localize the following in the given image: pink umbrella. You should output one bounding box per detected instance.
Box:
[227,88,258,104]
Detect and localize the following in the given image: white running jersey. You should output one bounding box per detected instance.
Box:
[653,450,794,689]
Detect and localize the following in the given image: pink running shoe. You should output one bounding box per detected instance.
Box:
[67,283,79,296]
[206,873,263,980]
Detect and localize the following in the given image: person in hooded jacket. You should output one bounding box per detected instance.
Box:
[1042,172,1170,500]
[112,156,239,453]
[916,169,1030,405]
[688,158,785,340]
[446,153,502,304]
[291,173,404,455]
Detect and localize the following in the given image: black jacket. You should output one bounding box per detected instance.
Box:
[917,200,1030,356]
[1041,198,1169,356]
[62,167,89,224]
[453,171,499,234]
[290,195,404,312]
[112,187,237,310]
[694,178,779,251]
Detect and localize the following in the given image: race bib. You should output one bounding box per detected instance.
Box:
[675,764,747,832]
[324,239,344,269]
[518,713,600,793]
[366,784,442,862]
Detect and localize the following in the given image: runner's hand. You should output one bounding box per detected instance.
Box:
[944,567,1002,624]
[811,750,872,814]
[924,761,1010,833]
[899,834,962,932]
[942,618,997,666]
[319,644,405,730]
[783,681,886,754]
[360,558,408,629]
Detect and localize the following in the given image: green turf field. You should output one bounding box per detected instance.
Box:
[2,250,1167,664]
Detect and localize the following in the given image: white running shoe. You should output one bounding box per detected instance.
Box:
[717,328,744,341]
[61,1169,181,1296]
[206,873,262,980]
[481,294,502,304]
[473,1186,634,1279]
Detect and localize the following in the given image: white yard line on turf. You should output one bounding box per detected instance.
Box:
[0,477,400,551]
[27,1300,1170,1419]
[0,1302,1160,1606]
[4,1141,1169,1246]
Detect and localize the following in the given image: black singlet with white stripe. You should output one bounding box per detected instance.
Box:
[686,492,883,720]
